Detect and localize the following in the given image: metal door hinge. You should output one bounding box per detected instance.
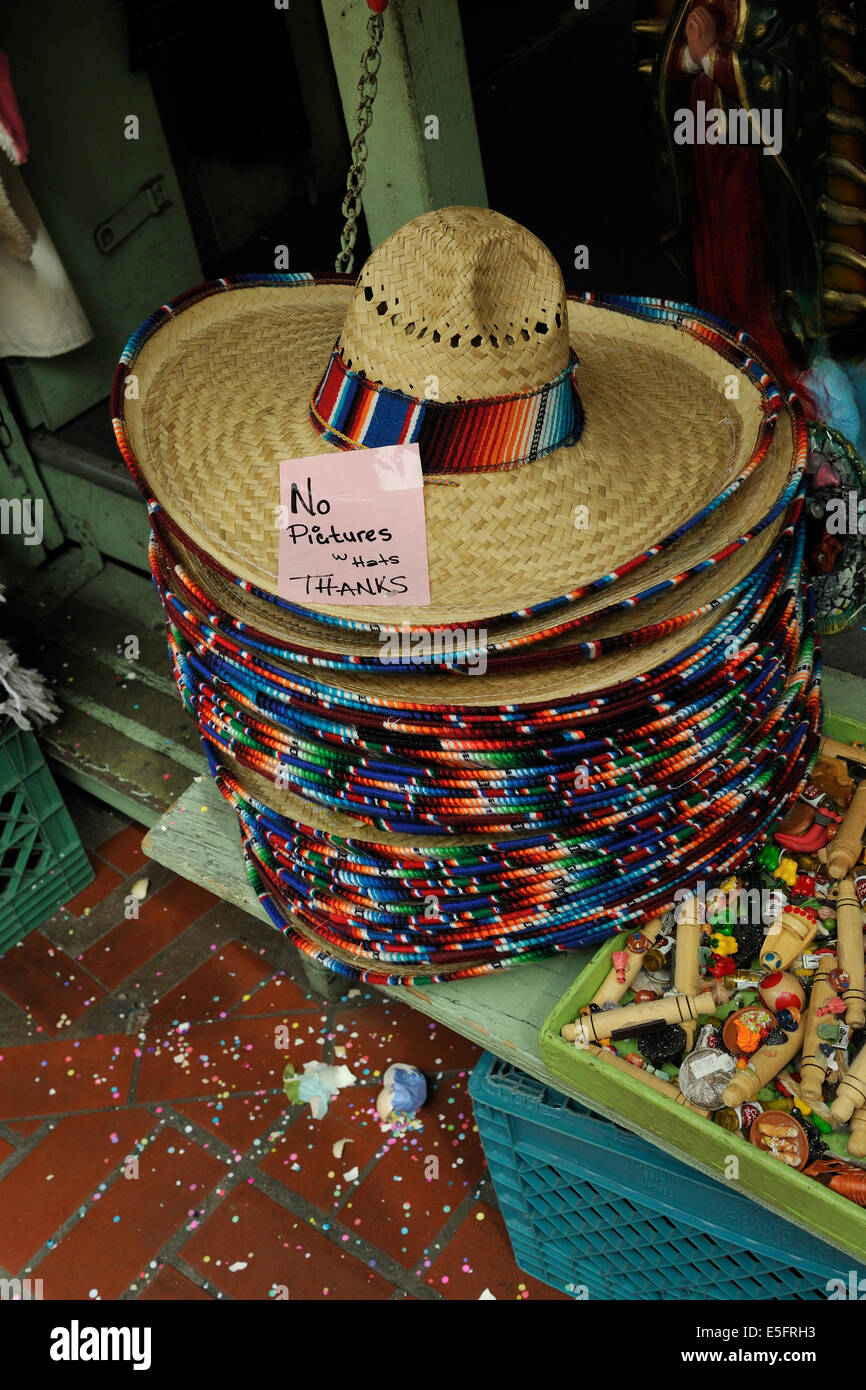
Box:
[94,175,172,255]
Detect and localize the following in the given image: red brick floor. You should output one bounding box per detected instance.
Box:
[0,798,566,1301]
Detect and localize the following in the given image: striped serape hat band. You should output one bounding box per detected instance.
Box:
[309,346,583,474]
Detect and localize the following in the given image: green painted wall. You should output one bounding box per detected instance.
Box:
[1,0,201,429]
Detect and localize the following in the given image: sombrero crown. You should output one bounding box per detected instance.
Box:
[309,206,581,475]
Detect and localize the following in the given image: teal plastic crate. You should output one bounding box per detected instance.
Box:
[469,1052,866,1301]
[0,721,93,953]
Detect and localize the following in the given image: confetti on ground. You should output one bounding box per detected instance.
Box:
[0,819,566,1301]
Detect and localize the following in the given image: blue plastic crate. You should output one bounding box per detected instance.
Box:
[469,1052,866,1301]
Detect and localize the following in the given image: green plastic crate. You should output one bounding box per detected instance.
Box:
[539,707,866,1268]
[0,720,93,953]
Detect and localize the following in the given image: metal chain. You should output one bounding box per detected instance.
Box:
[335,11,385,275]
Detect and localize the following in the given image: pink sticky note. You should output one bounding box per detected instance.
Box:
[277,444,430,606]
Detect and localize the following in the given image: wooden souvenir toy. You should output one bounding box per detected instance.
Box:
[810,758,855,812]
[757,971,807,1016]
[830,1039,866,1123]
[674,901,704,1049]
[584,1043,711,1118]
[818,736,866,769]
[847,1105,866,1159]
[721,1006,775,1057]
[803,1157,866,1207]
[749,1110,809,1169]
[778,1075,835,1125]
[561,989,717,1045]
[590,918,664,1008]
[759,904,819,972]
[775,801,815,839]
[799,955,839,1102]
[722,1009,807,1110]
[828,775,866,880]
[835,877,866,1029]
[824,1036,849,1091]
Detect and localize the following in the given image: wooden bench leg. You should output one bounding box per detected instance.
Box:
[298,953,352,1002]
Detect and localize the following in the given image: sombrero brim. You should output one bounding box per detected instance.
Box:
[224,750,504,849]
[173,433,789,661]
[177,520,782,706]
[118,278,793,630]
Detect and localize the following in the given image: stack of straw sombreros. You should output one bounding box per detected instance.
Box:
[112,207,818,984]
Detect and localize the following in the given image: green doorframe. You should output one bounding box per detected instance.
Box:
[320,0,487,249]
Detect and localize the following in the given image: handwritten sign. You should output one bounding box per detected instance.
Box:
[276,444,430,606]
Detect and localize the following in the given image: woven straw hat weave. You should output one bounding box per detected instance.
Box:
[172,415,791,658]
[171,521,779,703]
[119,207,794,630]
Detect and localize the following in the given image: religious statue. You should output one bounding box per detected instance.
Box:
[636,0,866,374]
[633,1,866,632]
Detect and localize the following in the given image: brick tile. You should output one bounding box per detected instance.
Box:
[0,932,105,1033]
[0,1109,157,1272]
[147,940,272,1026]
[62,853,122,917]
[59,788,128,853]
[173,1092,289,1155]
[342,1074,484,1268]
[137,1265,212,1300]
[212,902,301,968]
[134,1015,295,1104]
[4,1119,42,1137]
[32,1127,224,1300]
[423,1071,485,1161]
[0,1135,14,1164]
[95,824,147,876]
[66,910,237,1041]
[0,1035,137,1119]
[78,878,220,989]
[180,1185,393,1300]
[426,1200,571,1300]
[40,862,176,957]
[259,1086,386,1209]
[231,972,318,1015]
[0,990,35,1046]
[340,1147,454,1269]
[331,998,481,1078]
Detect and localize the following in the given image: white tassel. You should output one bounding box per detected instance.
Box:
[0,586,60,728]
[0,642,60,731]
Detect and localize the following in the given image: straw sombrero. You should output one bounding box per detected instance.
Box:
[117,206,796,631]
[115,205,818,985]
